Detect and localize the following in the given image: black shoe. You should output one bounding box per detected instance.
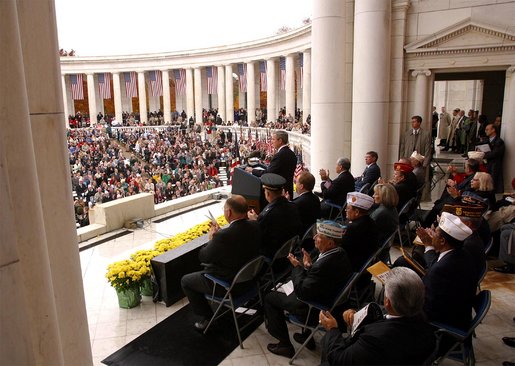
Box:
[494,264,515,274]
[461,153,468,158]
[267,342,295,358]
[194,319,210,332]
[293,332,316,350]
[502,337,515,348]
[503,362,515,366]
[441,147,449,151]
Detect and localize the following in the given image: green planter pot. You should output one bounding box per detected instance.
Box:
[116,287,141,309]
[140,277,153,297]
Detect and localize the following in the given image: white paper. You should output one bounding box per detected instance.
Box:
[276,280,295,296]
[475,144,491,153]
[235,307,257,315]
[205,209,217,225]
[351,304,371,336]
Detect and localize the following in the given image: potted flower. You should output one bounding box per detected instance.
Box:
[106,259,145,308]
[130,249,160,296]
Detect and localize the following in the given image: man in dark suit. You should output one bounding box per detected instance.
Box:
[246,130,297,198]
[355,151,381,192]
[248,173,301,258]
[317,157,355,219]
[422,212,477,332]
[320,267,436,365]
[181,195,261,331]
[483,123,505,193]
[264,220,353,358]
[291,171,321,238]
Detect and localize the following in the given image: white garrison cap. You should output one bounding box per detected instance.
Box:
[347,192,374,210]
[316,220,345,238]
[468,151,485,160]
[439,212,473,241]
[410,151,425,163]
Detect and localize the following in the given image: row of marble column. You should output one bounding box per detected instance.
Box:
[63,53,311,126]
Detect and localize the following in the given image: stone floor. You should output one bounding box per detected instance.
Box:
[81,150,515,365]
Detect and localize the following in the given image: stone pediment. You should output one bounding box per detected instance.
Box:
[405,18,515,56]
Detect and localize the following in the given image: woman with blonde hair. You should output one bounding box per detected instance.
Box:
[370,183,399,242]
[470,172,495,209]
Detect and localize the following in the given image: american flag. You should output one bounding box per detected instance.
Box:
[294,151,304,183]
[98,73,111,99]
[229,131,241,185]
[279,57,286,91]
[299,53,303,89]
[174,69,186,95]
[259,61,267,92]
[148,70,163,96]
[238,63,247,93]
[70,74,84,100]
[206,66,217,95]
[124,72,137,98]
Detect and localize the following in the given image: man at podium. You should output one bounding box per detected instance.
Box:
[245,130,297,198]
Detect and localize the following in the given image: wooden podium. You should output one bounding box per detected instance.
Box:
[231,167,264,213]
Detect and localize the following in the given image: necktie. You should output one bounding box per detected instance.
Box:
[413,130,419,151]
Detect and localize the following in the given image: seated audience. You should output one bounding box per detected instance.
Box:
[291,171,321,239]
[370,183,399,243]
[494,223,515,274]
[410,151,425,188]
[248,173,301,258]
[390,162,417,212]
[319,267,436,365]
[317,158,355,219]
[180,195,261,331]
[264,220,352,358]
[354,151,381,192]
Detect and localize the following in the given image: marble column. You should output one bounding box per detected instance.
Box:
[225,64,234,123]
[137,71,147,123]
[1,0,64,363]
[302,50,311,123]
[412,69,432,128]
[310,0,346,179]
[286,54,296,118]
[186,68,194,119]
[86,73,97,124]
[502,66,515,191]
[246,61,256,123]
[217,66,226,122]
[162,69,171,123]
[266,58,277,122]
[16,0,93,363]
[194,67,203,123]
[112,72,123,124]
[351,0,391,176]
[62,74,70,127]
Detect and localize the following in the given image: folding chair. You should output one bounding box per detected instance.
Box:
[358,182,371,194]
[431,290,491,366]
[324,200,346,223]
[477,261,488,291]
[203,255,266,348]
[484,237,494,255]
[287,272,360,364]
[262,235,299,291]
[298,223,317,252]
[397,197,417,247]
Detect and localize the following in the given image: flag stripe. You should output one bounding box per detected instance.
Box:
[207,66,218,95]
[260,61,267,92]
[124,72,138,98]
[148,70,163,97]
[238,63,247,93]
[98,73,112,99]
[279,57,286,91]
[299,53,304,89]
[174,69,186,95]
[70,74,84,100]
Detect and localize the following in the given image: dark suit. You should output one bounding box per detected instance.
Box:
[320,171,355,206]
[181,219,261,318]
[341,215,379,290]
[257,196,302,258]
[321,316,436,365]
[252,145,297,198]
[264,247,352,343]
[484,135,505,193]
[292,191,321,236]
[355,163,381,192]
[394,179,416,212]
[423,248,477,331]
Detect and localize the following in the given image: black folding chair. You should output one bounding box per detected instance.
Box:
[262,235,299,290]
[287,272,360,364]
[397,197,417,247]
[358,182,371,194]
[203,256,266,348]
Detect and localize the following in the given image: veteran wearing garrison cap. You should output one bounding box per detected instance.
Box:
[391,162,417,211]
[248,173,301,258]
[422,212,478,332]
[341,192,380,291]
[263,220,353,358]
